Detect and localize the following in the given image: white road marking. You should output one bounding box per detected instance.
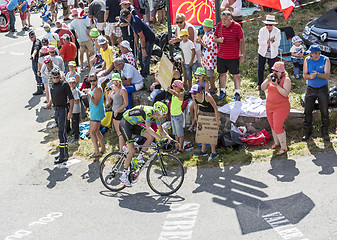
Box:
[9,52,25,56]
[56,159,81,169]
[0,35,44,49]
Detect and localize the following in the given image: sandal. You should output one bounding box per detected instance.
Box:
[100,149,106,155]
[89,152,102,158]
[269,144,280,150]
[276,149,288,155]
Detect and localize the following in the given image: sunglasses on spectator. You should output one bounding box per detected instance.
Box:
[176,21,183,24]
[272,70,279,72]
[52,76,60,78]
[49,51,55,53]
[89,79,97,82]
[265,24,273,26]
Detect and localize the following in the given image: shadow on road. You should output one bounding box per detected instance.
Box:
[25,95,42,110]
[36,106,53,123]
[44,167,72,189]
[99,191,185,213]
[81,160,100,183]
[268,156,300,182]
[307,139,337,174]
[5,32,18,39]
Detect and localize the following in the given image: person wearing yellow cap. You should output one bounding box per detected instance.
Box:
[179,28,198,89]
[66,61,81,87]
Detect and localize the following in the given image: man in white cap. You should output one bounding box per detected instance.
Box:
[256,14,281,90]
[120,40,135,67]
[96,36,115,84]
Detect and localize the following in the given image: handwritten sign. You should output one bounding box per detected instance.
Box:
[195,115,219,145]
[157,54,173,91]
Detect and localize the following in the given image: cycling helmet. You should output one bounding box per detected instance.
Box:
[153,101,168,116]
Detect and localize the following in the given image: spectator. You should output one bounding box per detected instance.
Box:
[41,37,49,47]
[49,46,65,73]
[119,0,137,55]
[179,29,198,89]
[88,0,106,33]
[256,15,281,90]
[51,0,58,23]
[41,0,53,26]
[60,34,77,73]
[214,10,245,101]
[70,8,94,70]
[18,0,28,31]
[60,0,70,21]
[37,47,50,103]
[44,24,61,49]
[167,80,185,153]
[290,36,305,81]
[153,0,166,25]
[106,73,128,152]
[96,36,115,84]
[49,68,74,164]
[169,13,201,66]
[191,84,221,161]
[89,28,104,67]
[104,0,121,46]
[302,45,331,141]
[120,8,155,78]
[195,19,217,94]
[67,0,74,15]
[82,73,106,158]
[113,57,144,109]
[120,40,136,67]
[220,0,243,25]
[65,61,81,87]
[26,0,33,27]
[6,0,23,32]
[68,77,81,143]
[29,30,43,95]
[261,61,291,155]
[55,21,75,46]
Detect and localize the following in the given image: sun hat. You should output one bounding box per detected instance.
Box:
[40,46,49,54]
[263,15,278,25]
[272,61,285,72]
[172,80,184,89]
[292,36,302,44]
[111,73,122,81]
[97,36,107,45]
[43,55,52,63]
[120,0,131,5]
[43,24,51,31]
[68,61,76,67]
[120,8,131,19]
[202,19,213,28]
[153,101,168,115]
[195,67,206,76]
[46,0,52,4]
[61,33,70,39]
[90,28,100,37]
[48,45,56,52]
[179,29,189,36]
[68,77,76,83]
[120,40,132,52]
[71,8,79,16]
[307,44,321,54]
[190,84,202,94]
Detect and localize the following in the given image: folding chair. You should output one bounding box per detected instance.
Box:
[278,27,295,62]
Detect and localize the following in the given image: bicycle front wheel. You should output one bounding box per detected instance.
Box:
[146,154,184,196]
[100,152,126,192]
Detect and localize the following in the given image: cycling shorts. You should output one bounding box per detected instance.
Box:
[119,118,146,146]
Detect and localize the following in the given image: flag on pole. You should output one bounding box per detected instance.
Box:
[247,0,295,21]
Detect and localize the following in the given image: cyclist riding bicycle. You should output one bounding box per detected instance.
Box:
[119,101,173,186]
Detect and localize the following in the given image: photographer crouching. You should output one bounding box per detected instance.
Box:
[261,61,291,155]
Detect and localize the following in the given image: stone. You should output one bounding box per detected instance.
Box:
[132,89,151,106]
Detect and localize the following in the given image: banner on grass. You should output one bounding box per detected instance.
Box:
[170,0,215,25]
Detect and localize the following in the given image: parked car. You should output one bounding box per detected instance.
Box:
[302,7,337,65]
[0,0,9,32]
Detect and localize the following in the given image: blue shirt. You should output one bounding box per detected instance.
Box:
[18,0,27,11]
[7,0,18,11]
[306,55,328,88]
[129,15,155,44]
[70,18,90,42]
[89,85,106,121]
[105,0,120,23]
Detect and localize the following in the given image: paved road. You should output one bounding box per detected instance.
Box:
[1,13,337,240]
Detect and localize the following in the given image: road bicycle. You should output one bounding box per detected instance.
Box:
[99,141,185,196]
[176,0,214,25]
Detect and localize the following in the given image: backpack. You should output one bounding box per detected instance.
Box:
[239,129,272,146]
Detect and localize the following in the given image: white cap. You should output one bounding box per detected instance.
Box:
[120,40,132,52]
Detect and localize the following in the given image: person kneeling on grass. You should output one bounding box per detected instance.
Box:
[119,102,173,187]
[191,84,221,161]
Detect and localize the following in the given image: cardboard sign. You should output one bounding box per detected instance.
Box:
[195,115,219,145]
[157,54,173,91]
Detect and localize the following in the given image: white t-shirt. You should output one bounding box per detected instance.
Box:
[72,87,81,114]
[290,45,304,59]
[175,22,201,52]
[220,0,242,17]
[121,63,143,85]
[51,56,65,73]
[180,39,196,64]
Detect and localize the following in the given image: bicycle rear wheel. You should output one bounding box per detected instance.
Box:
[100,152,126,192]
[146,154,184,196]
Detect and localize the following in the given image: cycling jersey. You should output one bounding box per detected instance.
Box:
[123,105,161,125]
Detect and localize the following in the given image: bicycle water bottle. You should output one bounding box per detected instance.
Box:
[132,158,139,170]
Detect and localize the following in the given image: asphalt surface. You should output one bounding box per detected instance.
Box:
[1,12,337,240]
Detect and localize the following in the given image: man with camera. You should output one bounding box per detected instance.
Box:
[302,44,331,141]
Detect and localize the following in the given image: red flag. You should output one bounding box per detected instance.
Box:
[247,0,295,21]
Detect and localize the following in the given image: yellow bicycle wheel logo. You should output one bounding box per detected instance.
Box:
[176,0,214,25]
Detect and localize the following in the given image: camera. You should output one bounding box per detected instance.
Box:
[271,73,277,82]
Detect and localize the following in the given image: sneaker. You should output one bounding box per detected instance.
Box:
[193,151,208,156]
[218,91,226,100]
[48,122,57,129]
[119,171,131,187]
[208,153,219,161]
[255,85,261,91]
[233,93,241,101]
